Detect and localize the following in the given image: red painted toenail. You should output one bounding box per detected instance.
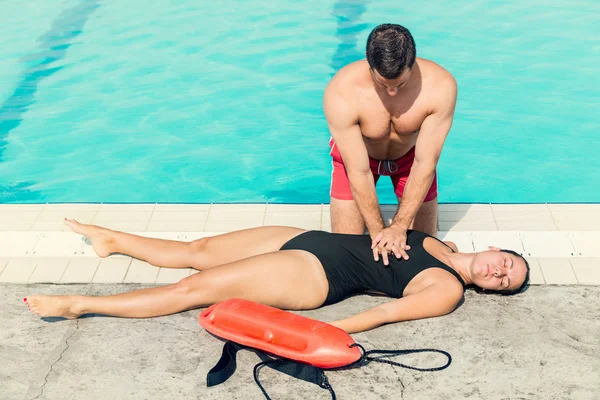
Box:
[23,297,27,302]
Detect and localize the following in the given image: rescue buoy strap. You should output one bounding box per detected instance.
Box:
[207,341,336,399]
[207,341,451,399]
[206,341,244,387]
[253,359,336,400]
[349,343,452,372]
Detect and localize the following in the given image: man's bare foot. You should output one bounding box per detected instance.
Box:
[24,295,82,319]
[64,218,115,258]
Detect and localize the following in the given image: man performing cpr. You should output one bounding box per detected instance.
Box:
[324,23,458,265]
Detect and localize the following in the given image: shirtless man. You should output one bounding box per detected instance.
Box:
[324,23,457,265]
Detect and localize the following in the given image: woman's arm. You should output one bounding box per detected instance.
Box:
[329,282,463,334]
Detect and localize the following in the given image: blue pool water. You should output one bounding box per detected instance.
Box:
[0,0,598,204]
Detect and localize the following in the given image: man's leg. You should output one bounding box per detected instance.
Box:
[393,170,438,236]
[330,197,366,234]
[411,197,438,236]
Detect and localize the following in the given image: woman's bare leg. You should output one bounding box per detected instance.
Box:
[65,219,305,270]
[25,249,329,319]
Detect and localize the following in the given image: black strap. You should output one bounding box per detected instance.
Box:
[207,341,245,387]
[207,341,452,399]
[253,359,335,400]
[207,341,335,399]
[350,343,452,371]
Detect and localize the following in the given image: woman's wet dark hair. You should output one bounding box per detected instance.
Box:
[468,249,530,296]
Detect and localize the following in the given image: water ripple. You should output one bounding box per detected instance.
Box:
[0,0,100,161]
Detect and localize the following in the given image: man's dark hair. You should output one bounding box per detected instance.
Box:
[469,250,531,296]
[366,23,416,80]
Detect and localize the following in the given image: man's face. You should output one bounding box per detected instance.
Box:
[370,67,411,96]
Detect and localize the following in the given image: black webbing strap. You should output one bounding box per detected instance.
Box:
[206,341,245,387]
[206,341,452,399]
[253,359,335,400]
[207,341,334,399]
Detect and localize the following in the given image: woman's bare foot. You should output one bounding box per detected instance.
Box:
[64,218,115,258]
[24,295,83,319]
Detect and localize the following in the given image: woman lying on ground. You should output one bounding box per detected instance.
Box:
[25,219,530,333]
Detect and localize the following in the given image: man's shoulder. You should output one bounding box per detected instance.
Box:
[327,60,369,92]
[324,61,367,117]
[417,58,456,89]
[417,58,457,112]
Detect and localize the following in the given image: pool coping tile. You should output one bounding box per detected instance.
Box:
[568,232,600,257]
[0,203,597,285]
[470,231,525,254]
[60,259,101,283]
[437,231,474,252]
[123,259,160,283]
[524,258,546,285]
[30,232,87,257]
[0,259,38,283]
[0,258,8,277]
[0,232,43,257]
[520,232,576,258]
[92,258,132,283]
[28,258,70,283]
[537,258,578,285]
[439,221,498,231]
[155,268,193,284]
[570,258,600,285]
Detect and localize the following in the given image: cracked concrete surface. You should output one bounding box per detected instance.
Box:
[24,285,93,400]
[1,284,600,399]
[27,320,79,400]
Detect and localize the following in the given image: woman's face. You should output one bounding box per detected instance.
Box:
[470,248,528,291]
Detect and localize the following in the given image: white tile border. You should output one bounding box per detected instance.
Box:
[537,258,578,285]
[28,259,70,283]
[570,258,600,285]
[60,259,101,283]
[520,232,577,258]
[0,259,38,283]
[524,258,546,285]
[0,203,598,284]
[0,232,43,257]
[123,259,160,283]
[91,258,132,283]
[155,267,193,284]
[0,258,9,277]
[470,231,525,253]
[567,232,600,257]
[436,231,474,252]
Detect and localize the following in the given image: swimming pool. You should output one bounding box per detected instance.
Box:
[0,0,598,204]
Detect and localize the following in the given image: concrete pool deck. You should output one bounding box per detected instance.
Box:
[1,203,600,399]
[3,285,600,399]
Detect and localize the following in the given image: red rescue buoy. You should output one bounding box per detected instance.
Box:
[199,298,361,368]
[200,299,452,399]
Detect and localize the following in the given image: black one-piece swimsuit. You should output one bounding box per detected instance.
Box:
[280,230,465,305]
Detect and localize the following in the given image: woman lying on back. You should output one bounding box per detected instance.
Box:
[25,220,529,333]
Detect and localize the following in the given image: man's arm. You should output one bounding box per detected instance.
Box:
[392,76,458,230]
[329,282,463,334]
[324,82,385,236]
